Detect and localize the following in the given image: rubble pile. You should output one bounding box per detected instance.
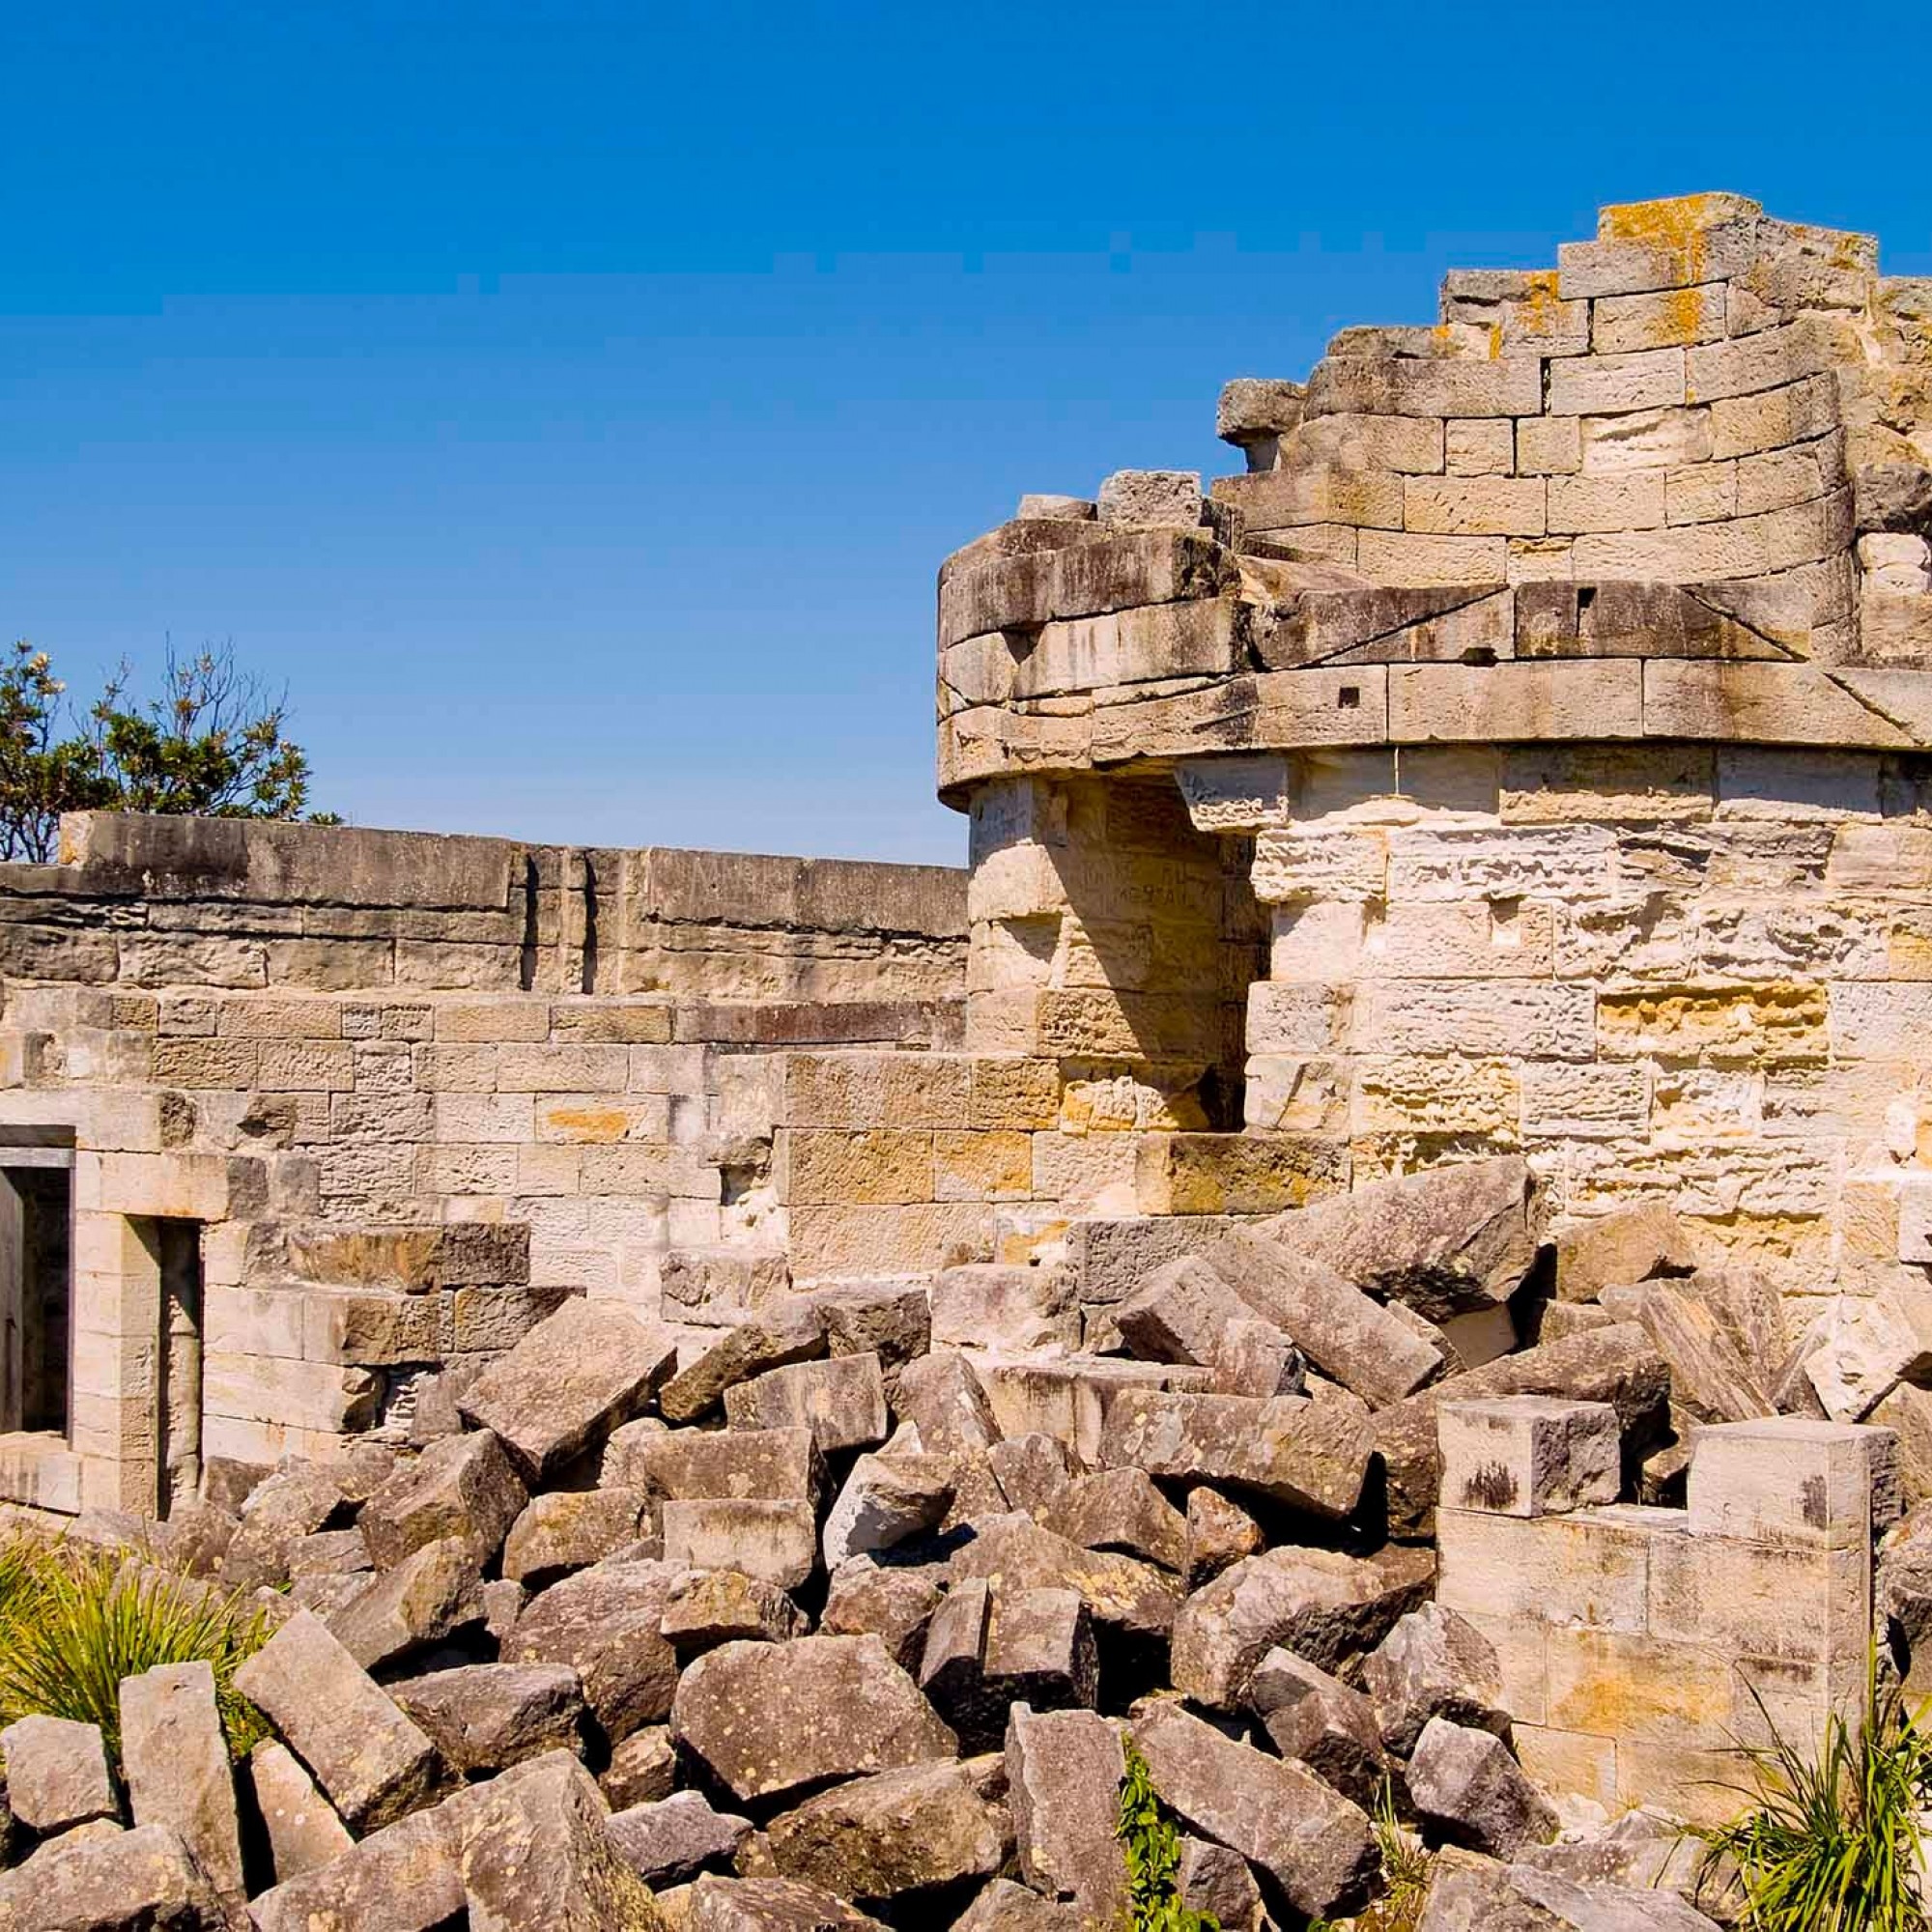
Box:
[8,1153,1906,1929]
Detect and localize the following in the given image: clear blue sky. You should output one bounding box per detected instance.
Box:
[3,2,1925,865]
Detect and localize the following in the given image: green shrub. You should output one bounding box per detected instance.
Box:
[1695,1650,1932,1932]
[1117,1740,1221,1932]
[0,1536,270,1766]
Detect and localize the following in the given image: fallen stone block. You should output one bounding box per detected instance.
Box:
[1374,1324,1670,1538]
[327,1534,486,1670]
[391,1662,584,1775]
[672,1635,958,1804]
[822,1452,953,1570]
[0,1715,117,1833]
[505,1556,682,1744]
[1184,1486,1264,1587]
[601,1725,677,1809]
[1132,1698,1378,1921]
[932,1264,1080,1352]
[457,1297,679,1482]
[1552,1202,1696,1303]
[988,1434,1074,1519]
[610,1791,753,1888]
[684,1874,889,1929]
[1436,1397,1621,1519]
[0,1823,227,1932]
[1803,1293,1932,1422]
[948,1515,1181,1637]
[1599,1281,1776,1423]
[1362,1604,1509,1755]
[118,1662,243,1908]
[661,1567,810,1651]
[358,1429,528,1569]
[1688,1413,1896,1548]
[444,1748,665,1931]
[810,1281,932,1391]
[1100,1385,1372,1519]
[249,1804,463,1932]
[1043,1467,1188,1573]
[820,1557,946,1671]
[662,1497,819,1590]
[1179,1836,1264,1931]
[233,1608,441,1832]
[502,1487,657,1586]
[1006,1705,1127,1920]
[895,1350,1003,1455]
[952,1877,1087,1928]
[764,1758,1009,1903]
[222,1462,350,1591]
[1204,1229,1445,1405]
[1407,1717,1556,1860]
[1250,1646,1391,1808]
[244,1739,354,1885]
[724,1353,890,1454]
[1261,1154,1538,1321]
[1172,1543,1436,1707]
[607,1423,825,1504]
[659,1300,827,1425]
[1418,1855,1723,1929]
[920,1583,1097,1750]
[1872,1381,1932,1505]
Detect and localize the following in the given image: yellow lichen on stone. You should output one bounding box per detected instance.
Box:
[1595,983,1829,1059]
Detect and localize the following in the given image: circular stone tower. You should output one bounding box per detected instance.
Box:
[935,191,1932,1318]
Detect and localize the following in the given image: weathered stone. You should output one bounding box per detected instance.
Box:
[0,1823,228,1932]
[1172,1543,1436,1707]
[932,1264,1079,1352]
[1249,1647,1391,1808]
[895,1351,1003,1456]
[1184,1486,1264,1587]
[446,1749,665,1931]
[672,1635,957,1804]
[724,1353,890,1453]
[1132,1699,1378,1920]
[608,1425,825,1505]
[1262,1155,1538,1321]
[1362,1605,1509,1755]
[952,1877,1086,1929]
[591,1730,673,1818]
[1436,1397,1622,1519]
[1552,1204,1696,1304]
[358,1430,528,1570]
[505,1557,682,1744]
[661,1567,810,1650]
[661,1497,819,1590]
[1407,1717,1557,1859]
[810,1281,931,1390]
[1599,1281,1777,1423]
[1099,1386,1373,1519]
[1803,1293,1930,1422]
[0,1716,116,1834]
[391,1662,584,1775]
[1006,1705,1128,1919]
[822,1452,954,1570]
[1855,461,1932,536]
[764,1758,1008,1902]
[223,1462,349,1591]
[118,1662,243,1907]
[921,1581,1098,1749]
[1178,1837,1264,1932]
[659,1301,827,1425]
[610,1791,753,1888]
[684,1874,889,1930]
[1374,1325,1671,1538]
[820,1558,946,1671]
[1043,1468,1188,1573]
[1097,469,1204,529]
[1873,1381,1932,1505]
[233,1608,441,1832]
[1204,1229,1445,1405]
[502,1487,657,1586]
[1417,1853,1725,1930]
[988,1434,1074,1519]
[327,1534,485,1670]
[457,1298,679,1482]
[244,1738,354,1885]
[948,1515,1181,1637]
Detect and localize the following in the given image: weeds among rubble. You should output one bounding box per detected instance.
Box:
[1116,1740,1221,1931]
[1697,1651,1932,1931]
[0,1535,270,1766]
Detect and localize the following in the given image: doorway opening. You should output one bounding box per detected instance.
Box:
[0,1149,72,1438]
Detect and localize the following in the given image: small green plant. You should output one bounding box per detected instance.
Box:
[1117,1740,1221,1932]
[0,1536,270,1766]
[1309,1776,1434,1932]
[1695,1648,1932,1932]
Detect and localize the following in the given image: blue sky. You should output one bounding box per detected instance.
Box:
[3,1,1925,865]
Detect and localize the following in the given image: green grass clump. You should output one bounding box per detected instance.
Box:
[0,1534,270,1766]
[1117,1740,1221,1932]
[1696,1650,1932,1932]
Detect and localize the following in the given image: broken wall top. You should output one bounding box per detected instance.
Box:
[937,194,1932,800]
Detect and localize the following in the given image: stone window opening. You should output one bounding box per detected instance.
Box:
[129,1215,204,1520]
[0,1138,73,1441]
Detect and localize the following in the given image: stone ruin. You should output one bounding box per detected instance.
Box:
[3,191,1932,1927]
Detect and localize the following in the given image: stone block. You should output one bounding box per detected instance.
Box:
[0,1824,230,1932]
[1006,1706,1127,1918]
[359,1429,528,1569]
[605,1422,825,1504]
[502,1487,657,1587]
[391,1662,584,1776]
[1437,1397,1621,1519]
[505,1557,682,1744]
[1390,661,1643,742]
[1686,1415,1894,1548]
[723,1352,890,1453]
[118,1662,243,1907]
[0,1715,116,1833]
[661,1497,818,1590]
[1407,1717,1556,1859]
[609,1791,753,1889]
[244,1739,354,1885]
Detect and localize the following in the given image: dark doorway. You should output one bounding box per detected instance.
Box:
[0,1159,71,1437]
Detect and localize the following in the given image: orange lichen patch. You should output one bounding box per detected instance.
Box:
[1518,272,1569,333]
[1600,193,1759,286]
[540,1105,635,1144]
